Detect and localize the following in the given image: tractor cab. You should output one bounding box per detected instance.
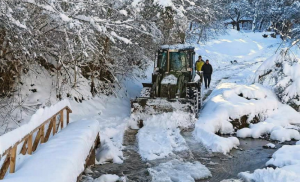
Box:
[151,46,196,99]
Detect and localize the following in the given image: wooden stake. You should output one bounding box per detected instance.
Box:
[28,134,33,155]
[9,146,17,173]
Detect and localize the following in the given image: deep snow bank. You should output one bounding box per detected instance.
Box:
[193,83,281,153]
[137,111,194,160]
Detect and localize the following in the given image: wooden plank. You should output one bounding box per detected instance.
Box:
[20,137,29,155]
[60,110,64,129]
[0,154,10,179]
[27,134,33,155]
[40,124,45,144]
[32,129,41,152]
[9,146,17,173]
[53,117,57,135]
[44,121,53,143]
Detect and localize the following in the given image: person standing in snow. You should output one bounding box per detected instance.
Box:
[201,60,213,89]
[195,56,205,72]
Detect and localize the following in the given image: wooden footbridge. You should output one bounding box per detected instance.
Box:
[0,101,100,181]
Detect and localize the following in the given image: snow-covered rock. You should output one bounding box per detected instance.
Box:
[193,83,281,153]
[239,144,300,182]
[264,143,276,149]
[137,111,194,160]
[148,159,211,182]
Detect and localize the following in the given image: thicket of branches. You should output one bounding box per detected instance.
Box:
[0,0,226,131]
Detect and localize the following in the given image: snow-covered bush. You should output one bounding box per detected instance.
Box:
[254,49,300,111]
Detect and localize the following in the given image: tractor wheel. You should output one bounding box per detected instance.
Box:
[188,85,200,117]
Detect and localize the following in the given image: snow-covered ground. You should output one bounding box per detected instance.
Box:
[134,29,300,181]
[4,29,300,182]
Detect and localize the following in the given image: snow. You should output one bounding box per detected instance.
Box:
[239,144,300,182]
[254,49,300,107]
[266,145,300,167]
[148,159,211,182]
[137,111,193,160]
[236,105,300,142]
[93,174,120,182]
[2,119,99,182]
[161,74,178,85]
[265,143,276,149]
[111,31,132,44]
[0,99,71,155]
[193,83,279,153]
[119,10,128,16]
[239,166,300,182]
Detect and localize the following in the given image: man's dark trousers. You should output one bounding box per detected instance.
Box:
[203,74,211,88]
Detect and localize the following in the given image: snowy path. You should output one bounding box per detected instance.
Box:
[79,30,295,182]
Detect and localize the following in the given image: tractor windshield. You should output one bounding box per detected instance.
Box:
[157,52,167,72]
[170,52,190,71]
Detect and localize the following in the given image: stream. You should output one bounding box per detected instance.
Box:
[80,128,293,182]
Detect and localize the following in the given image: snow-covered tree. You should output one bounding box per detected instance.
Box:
[226,0,253,31]
[254,49,300,111]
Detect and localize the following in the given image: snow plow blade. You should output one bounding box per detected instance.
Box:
[130,97,196,129]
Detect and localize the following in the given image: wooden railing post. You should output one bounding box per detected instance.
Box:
[44,121,53,143]
[32,129,42,152]
[28,134,33,155]
[52,117,57,135]
[0,153,11,179]
[9,146,17,173]
[40,125,45,144]
[60,110,64,129]
[67,109,70,125]
[20,138,29,155]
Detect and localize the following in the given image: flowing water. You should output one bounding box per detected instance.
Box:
[80,129,294,182]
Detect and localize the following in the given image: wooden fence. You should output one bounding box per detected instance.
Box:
[0,106,72,179]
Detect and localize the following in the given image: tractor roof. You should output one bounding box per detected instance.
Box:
[159,44,195,52]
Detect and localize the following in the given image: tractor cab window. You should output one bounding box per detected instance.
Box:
[170,52,189,71]
[157,52,167,72]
